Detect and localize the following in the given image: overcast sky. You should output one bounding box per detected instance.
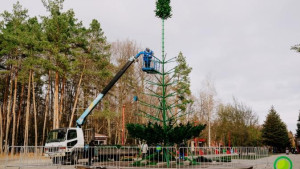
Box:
[1,0,300,133]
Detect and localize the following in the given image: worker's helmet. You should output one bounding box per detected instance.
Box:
[145,48,150,52]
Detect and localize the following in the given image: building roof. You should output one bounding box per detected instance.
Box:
[95,133,108,138]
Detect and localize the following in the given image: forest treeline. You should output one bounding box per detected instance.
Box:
[0,0,292,153]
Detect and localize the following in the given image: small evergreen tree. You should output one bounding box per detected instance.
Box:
[262,106,290,152]
[127,122,205,146]
[173,52,193,113]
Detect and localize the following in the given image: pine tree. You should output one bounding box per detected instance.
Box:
[0,1,32,149]
[42,0,84,128]
[262,106,290,151]
[69,19,111,127]
[0,0,116,148]
[21,16,44,148]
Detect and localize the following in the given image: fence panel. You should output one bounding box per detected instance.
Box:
[74,146,119,168]
[177,147,270,169]
[2,146,271,169]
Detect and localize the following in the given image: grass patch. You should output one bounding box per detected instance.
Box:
[195,156,213,162]
[190,161,201,165]
[183,156,212,165]
[121,158,133,161]
[216,156,231,162]
[130,160,157,166]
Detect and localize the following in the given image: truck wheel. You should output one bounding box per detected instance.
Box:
[71,153,78,165]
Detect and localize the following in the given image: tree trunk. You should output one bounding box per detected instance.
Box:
[107,118,111,144]
[118,122,121,145]
[69,70,84,127]
[2,75,10,139]
[58,76,65,127]
[24,70,32,147]
[11,71,18,154]
[16,84,24,146]
[114,122,119,145]
[5,70,13,153]
[42,71,51,145]
[53,71,59,129]
[32,72,38,149]
[0,105,3,154]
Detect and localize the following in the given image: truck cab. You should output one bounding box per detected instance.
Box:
[45,128,84,157]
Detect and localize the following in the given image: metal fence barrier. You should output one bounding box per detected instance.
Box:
[1,146,271,169]
[177,147,271,169]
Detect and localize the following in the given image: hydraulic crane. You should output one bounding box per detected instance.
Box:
[76,48,155,127]
[44,49,156,164]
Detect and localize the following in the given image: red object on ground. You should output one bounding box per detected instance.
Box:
[198,138,206,142]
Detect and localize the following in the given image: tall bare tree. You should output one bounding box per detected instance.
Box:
[196,75,217,147]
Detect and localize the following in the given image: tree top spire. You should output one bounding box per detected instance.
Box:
[155,0,172,20]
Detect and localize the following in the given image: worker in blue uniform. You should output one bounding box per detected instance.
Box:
[135,48,154,68]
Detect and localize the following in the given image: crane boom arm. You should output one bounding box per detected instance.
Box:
[76,54,141,127]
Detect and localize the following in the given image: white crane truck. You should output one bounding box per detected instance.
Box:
[44,50,154,164]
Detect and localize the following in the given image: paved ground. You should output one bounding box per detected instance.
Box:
[0,154,299,169]
[255,154,299,169]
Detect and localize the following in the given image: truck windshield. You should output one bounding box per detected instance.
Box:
[46,129,66,143]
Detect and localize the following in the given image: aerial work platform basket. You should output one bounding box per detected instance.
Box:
[142,56,161,74]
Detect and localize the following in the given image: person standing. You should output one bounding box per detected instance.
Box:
[135,48,154,68]
[143,48,153,68]
[179,142,185,160]
[141,142,149,159]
